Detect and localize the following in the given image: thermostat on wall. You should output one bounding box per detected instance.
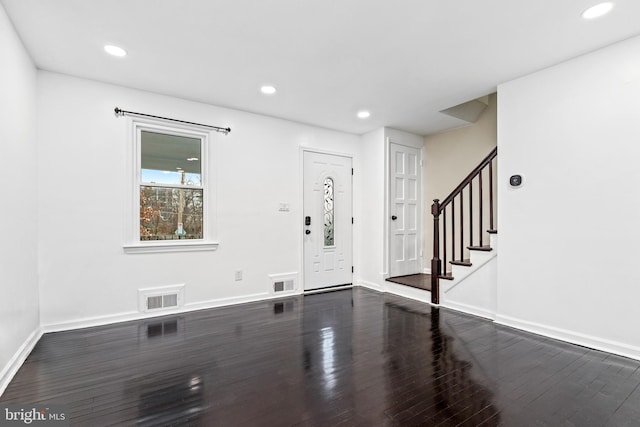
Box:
[509,174,524,188]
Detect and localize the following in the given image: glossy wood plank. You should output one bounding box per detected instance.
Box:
[2,288,640,426]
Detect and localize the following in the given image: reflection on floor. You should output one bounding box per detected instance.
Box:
[2,288,640,426]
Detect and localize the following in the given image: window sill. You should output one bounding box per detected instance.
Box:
[123,241,219,254]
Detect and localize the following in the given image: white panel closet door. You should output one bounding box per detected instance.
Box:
[389,143,421,277]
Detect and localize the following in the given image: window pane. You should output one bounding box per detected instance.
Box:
[141,131,201,186]
[140,186,203,240]
[324,177,334,246]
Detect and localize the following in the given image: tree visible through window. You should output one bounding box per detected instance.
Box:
[139,130,204,240]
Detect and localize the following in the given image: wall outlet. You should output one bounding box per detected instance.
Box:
[235,270,243,281]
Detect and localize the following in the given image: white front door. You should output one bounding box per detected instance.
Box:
[303,151,353,290]
[389,143,422,277]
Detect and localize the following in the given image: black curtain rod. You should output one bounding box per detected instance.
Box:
[114,107,231,135]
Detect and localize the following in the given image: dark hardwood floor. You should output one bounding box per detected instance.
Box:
[2,288,640,426]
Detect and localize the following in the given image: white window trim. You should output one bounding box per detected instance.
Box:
[123,117,218,254]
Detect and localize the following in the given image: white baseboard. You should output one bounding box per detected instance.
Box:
[0,327,42,396]
[495,314,640,362]
[383,281,432,304]
[41,292,285,334]
[357,279,434,304]
[183,292,273,311]
[441,300,495,321]
[356,280,385,292]
[43,310,156,333]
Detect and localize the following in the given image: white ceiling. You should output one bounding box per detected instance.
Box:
[3,0,640,136]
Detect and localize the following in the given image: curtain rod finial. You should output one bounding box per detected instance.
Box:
[114,107,123,117]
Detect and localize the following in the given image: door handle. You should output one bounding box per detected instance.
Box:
[305,216,311,226]
[391,215,398,220]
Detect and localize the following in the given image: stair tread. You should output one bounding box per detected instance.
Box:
[386,274,432,292]
[439,274,454,280]
[450,259,472,266]
[487,229,498,234]
[468,245,493,252]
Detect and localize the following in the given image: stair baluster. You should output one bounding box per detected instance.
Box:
[489,162,494,231]
[451,198,456,269]
[479,172,483,247]
[459,193,464,261]
[443,209,447,277]
[469,181,473,248]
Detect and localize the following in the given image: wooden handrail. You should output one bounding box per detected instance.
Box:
[430,147,497,304]
[439,147,497,210]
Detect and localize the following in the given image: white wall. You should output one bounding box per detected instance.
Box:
[36,72,362,329]
[497,35,640,359]
[0,4,40,391]
[356,128,385,290]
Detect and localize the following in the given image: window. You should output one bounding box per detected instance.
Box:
[125,119,217,253]
[323,177,335,246]
[139,131,203,240]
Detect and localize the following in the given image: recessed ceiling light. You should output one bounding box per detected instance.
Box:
[260,85,277,95]
[357,110,371,119]
[104,44,127,57]
[581,2,614,19]
[187,157,199,161]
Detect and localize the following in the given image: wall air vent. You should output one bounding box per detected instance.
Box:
[138,284,184,313]
[269,273,298,295]
[274,279,295,293]
[147,295,164,310]
[146,293,178,310]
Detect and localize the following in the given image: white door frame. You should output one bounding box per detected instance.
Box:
[384,137,425,277]
[300,147,354,291]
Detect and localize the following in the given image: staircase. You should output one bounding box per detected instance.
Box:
[437,230,498,319]
[430,147,498,317]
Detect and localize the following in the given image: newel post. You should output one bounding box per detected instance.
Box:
[431,199,441,304]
